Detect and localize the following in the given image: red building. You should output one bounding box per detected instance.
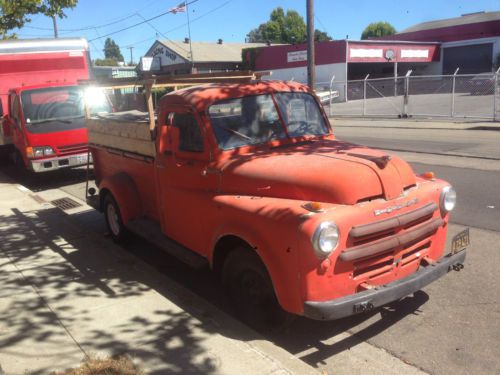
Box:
[246,11,500,90]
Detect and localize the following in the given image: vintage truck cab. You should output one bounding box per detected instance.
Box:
[85,75,466,322]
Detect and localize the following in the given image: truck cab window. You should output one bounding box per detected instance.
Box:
[172,113,204,152]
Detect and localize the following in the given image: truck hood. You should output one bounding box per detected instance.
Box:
[219,139,416,205]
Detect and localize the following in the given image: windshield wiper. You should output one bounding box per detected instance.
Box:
[213,123,252,140]
[30,117,77,125]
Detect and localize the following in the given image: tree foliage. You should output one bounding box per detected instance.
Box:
[94,58,120,67]
[0,0,78,39]
[103,38,124,62]
[247,7,332,44]
[361,21,396,40]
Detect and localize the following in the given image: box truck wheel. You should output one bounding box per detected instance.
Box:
[222,247,292,331]
[103,194,128,243]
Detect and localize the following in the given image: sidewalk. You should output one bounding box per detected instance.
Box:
[0,172,318,375]
[0,171,426,375]
[329,117,500,131]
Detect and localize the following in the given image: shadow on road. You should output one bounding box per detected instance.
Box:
[0,164,89,192]
[268,292,428,366]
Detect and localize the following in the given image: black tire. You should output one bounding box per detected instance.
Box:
[11,149,25,169]
[103,193,128,243]
[221,247,293,331]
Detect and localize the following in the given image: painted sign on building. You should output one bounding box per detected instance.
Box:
[150,43,184,66]
[287,50,307,63]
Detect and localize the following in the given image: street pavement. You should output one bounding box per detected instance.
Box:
[1,117,499,374]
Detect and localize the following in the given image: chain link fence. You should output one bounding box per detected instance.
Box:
[325,71,499,120]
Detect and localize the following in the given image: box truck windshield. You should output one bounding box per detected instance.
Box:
[21,86,110,134]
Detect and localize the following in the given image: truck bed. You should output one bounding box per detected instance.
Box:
[87,110,156,157]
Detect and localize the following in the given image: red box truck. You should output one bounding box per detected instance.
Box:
[0,38,106,172]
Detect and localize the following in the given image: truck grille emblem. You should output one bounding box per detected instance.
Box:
[374,198,418,216]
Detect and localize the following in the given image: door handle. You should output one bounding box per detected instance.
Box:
[176,160,193,167]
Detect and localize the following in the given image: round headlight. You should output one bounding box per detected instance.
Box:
[440,186,457,213]
[312,221,340,257]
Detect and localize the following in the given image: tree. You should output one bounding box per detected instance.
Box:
[0,0,78,39]
[247,7,331,44]
[94,58,119,67]
[103,38,124,62]
[361,21,396,40]
[314,30,332,42]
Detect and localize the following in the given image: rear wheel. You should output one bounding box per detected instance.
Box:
[103,193,128,243]
[221,247,293,331]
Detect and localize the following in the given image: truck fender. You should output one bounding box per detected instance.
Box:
[209,223,301,314]
[99,172,142,224]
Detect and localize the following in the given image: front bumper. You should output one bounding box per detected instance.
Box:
[303,250,466,320]
[29,152,90,173]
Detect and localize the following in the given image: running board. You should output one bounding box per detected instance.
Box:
[126,218,208,269]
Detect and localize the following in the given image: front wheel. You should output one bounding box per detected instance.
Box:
[103,193,128,243]
[221,247,293,331]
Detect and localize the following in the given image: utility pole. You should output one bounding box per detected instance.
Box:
[128,46,134,65]
[185,0,194,73]
[52,15,58,38]
[306,0,315,89]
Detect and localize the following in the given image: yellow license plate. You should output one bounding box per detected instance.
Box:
[451,228,470,254]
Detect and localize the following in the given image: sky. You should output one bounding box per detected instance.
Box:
[14,0,500,63]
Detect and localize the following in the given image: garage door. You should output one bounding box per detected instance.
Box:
[443,43,493,74]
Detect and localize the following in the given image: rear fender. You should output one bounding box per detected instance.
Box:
[99,172,142,224]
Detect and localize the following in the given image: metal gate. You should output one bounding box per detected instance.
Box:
[328,69,500,120]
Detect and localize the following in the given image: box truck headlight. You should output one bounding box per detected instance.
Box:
[43,147,55,156]
[33,147,44,158]
[312,221,340,257]
[30,146,56,158]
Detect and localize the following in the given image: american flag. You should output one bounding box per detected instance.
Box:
[170,2,187,14]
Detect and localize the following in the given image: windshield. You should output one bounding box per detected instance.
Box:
[21,86,111,134]
[208,92,329,150]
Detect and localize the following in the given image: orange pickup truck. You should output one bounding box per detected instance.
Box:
[85,77,467,323]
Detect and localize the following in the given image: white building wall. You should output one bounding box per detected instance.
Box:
[262,62,346,84]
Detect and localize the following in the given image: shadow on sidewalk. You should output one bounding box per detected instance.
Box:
[0,204,428,372]
[0,207,248,374]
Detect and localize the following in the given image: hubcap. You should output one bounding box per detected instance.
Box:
[106,203,120,236]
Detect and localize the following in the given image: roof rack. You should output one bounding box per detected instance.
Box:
[79,70,271,90]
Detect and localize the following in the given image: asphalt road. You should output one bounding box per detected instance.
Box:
[1,125,499,375]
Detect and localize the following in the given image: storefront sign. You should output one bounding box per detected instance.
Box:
[287,50,307,63]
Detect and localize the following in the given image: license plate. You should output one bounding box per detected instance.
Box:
[451,228,470,254]
[76,154,88,164]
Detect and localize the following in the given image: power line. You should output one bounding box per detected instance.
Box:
[89,0,199,42]
[162,0,233,35]
[134,12,190,54]
[23,0,165,32]
[315,15,331,36]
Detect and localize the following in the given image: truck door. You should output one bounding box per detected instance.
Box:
[8,94,27,159]
[155,107,212,255]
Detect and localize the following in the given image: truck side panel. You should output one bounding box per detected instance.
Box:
[92,146,159,223]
